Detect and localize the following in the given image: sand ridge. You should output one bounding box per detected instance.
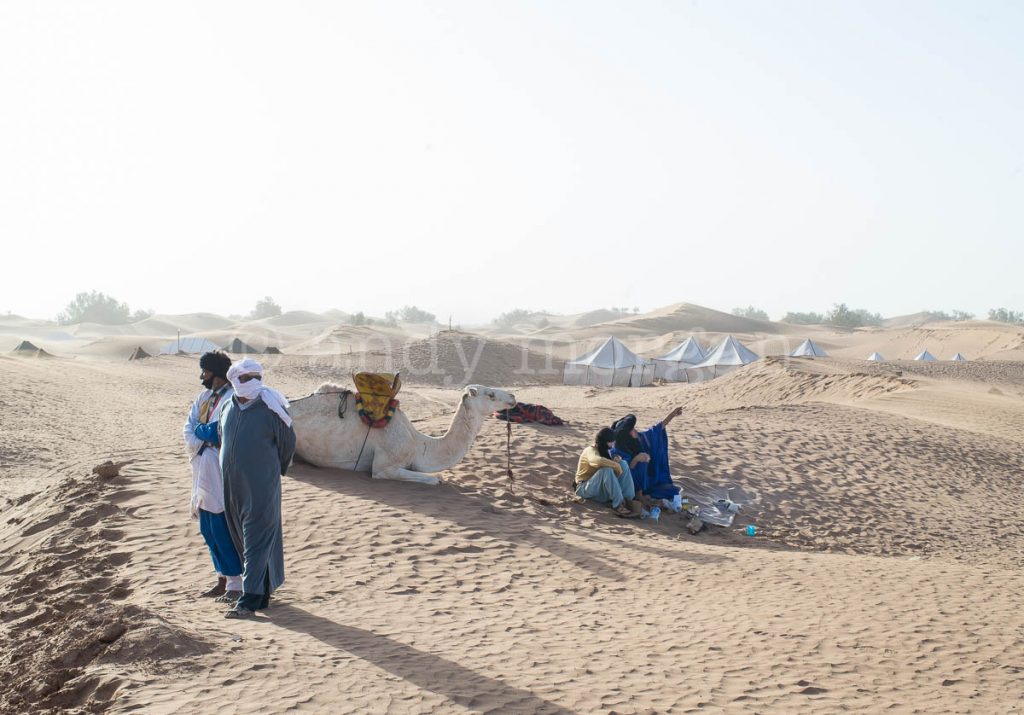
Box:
[4,303,1022,364]
[3,309,1024,712]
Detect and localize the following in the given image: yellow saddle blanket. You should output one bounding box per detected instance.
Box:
[353,372,401,428]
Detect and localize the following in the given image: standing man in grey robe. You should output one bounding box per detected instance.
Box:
[220,358,296,619]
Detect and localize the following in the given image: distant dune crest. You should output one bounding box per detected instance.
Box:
[1,302,1022,364]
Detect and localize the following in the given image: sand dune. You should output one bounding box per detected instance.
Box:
[498,303,792,346]
[569,308,629,328]
[608,302,790,335]
[882,311,941,329]
[0,317,77,354]
[74,336,169,361]
[281,330,566,389]
[9,302,1020,365]
[4,306,1024,712]
[287,323,413,355]
[134,313,235,334]
[680,356,917,410]
[0,316,55,336]
[824,322,1024,361]
[64,321,153,339]
[259,310,337,327]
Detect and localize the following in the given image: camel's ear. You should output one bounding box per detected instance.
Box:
[467,386,478,397]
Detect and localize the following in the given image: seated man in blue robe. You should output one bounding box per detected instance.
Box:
[610,407,683,503]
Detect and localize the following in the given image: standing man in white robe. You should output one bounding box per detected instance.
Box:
[183,350,243,602]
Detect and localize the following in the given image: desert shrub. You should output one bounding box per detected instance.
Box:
[731,306,770,321]
[250,296,282,319]
[781,311,824,325]
[493,309,549,327]
[57,291,131,325]
[385,306,436,324]
[988,308,1024,324]
[825,303,884,328]
[922,309,973,322]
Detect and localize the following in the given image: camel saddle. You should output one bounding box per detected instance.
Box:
[353,372,401,428]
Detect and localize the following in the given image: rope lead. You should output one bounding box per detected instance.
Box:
[506,419,514,494]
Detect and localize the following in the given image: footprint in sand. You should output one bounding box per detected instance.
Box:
[20,511,69,538]
[795,680,828,695]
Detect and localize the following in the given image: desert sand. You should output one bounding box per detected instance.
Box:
[2,304,1024,713]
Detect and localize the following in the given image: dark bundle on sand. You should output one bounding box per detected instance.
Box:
[11,340,53,358]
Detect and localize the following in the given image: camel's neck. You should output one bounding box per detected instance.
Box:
[411,399,486,472]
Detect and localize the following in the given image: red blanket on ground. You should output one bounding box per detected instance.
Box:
[493,403,565,426]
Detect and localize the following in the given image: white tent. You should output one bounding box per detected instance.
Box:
[159,337,222,355]
[951,352,967,362]
[652,336,706,381]
[684,335,759,382]
[866,352,885,361]
[914,349,937,362]
[563,336,654,387]
[790,338,828,358]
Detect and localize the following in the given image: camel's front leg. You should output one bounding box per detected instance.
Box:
[371,455,441,485]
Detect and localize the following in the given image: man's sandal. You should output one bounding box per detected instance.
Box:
[224,606,257,619]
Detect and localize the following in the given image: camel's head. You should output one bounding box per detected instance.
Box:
[462,385,516,413]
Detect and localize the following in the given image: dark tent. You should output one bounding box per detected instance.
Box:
[263,346,282,354]
[128,346,152,361]
[11,340,52,358]
[226,337,257,353]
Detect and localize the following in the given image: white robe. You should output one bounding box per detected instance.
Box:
[183,384,233,517]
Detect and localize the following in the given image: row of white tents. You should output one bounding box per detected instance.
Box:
[867,350,967,362]
[563,335,761,386]
[563,336,969,386]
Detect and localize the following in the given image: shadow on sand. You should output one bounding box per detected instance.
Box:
[287,464,727,582]
[272,603,576,714]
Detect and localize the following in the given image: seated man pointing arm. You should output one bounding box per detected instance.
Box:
[611,406,684,504]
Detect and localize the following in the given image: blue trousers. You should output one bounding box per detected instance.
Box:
[199,509,242,577]
[575,463,636,508]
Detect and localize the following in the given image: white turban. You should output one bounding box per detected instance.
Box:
[226,358,292,427]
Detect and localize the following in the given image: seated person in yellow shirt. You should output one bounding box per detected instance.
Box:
[575,427,636,517]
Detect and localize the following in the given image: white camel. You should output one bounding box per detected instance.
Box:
[289,384,516,485]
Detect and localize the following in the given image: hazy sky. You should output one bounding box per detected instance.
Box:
[2,1,1022,324]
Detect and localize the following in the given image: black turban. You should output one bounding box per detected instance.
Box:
[199,350,232,379]
[610,413,642,457]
